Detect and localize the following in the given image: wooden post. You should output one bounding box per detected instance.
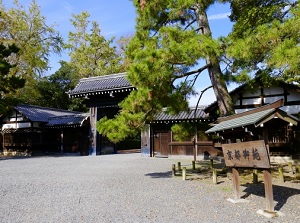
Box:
[278,165,284,183]
[288,162,293,173]
[253,169,258,184]
[182,167,186,180]
[178,162,182,171]
[210,159,213,169]
[262,127,274,212]
[60,129,64,153]
[172,164,176,177]
[193,136,196,161]
[296,165,300,179]
[263,169,275,212]
[232,167,240,200]
[213,168,217,184]
[192,160,196,170]
[89,106,97,155]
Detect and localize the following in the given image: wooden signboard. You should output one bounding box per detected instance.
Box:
[222,140,270,169]
[222,140,276,215]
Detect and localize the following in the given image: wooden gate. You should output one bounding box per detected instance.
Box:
[153,131,170,157]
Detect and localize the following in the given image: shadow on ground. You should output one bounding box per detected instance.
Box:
[145,171,173,178]
[241,183,300,211]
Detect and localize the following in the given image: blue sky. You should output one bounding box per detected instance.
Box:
[2,0,235,105]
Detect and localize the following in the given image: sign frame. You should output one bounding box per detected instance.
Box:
[222,140,270,169]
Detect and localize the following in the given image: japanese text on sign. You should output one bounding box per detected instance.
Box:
[222,140,270,169]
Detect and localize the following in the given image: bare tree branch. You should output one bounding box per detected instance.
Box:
[184,19,197,31]
[173,63,211,80]
[194,85,213,115]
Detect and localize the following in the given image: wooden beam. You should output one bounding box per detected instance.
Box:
[217,99,284,123]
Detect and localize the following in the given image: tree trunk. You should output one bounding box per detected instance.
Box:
[195,5,234,116]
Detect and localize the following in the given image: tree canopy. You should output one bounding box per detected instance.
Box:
[0,0,63,104]
[97,0,235,142]
[225,0,300,84]
[0,43,25,114]
[34,61,87,112]
[98,0,300,143]
[66,12,125,78]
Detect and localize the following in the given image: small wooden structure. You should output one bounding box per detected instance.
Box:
[206,100,299,163]
[205,79,300,161]
[68,73,135,155]
[148,108,221,158]
[206,101,299,215]
[0,104,89,155]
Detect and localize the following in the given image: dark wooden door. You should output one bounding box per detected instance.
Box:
[153,131,170,156]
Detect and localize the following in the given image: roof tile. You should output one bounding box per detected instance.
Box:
[14,104,88,127]
[154,108,209,122]
[68,72,133,96]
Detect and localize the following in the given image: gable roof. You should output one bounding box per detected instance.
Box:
[67,72,135,98]
[14,104,88,127]
[205,101,298,134]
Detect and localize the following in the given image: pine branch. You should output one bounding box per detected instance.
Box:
[173,63,211,80]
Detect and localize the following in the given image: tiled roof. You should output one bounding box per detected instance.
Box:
[68,72,134,97]
[205,107,299,134]
[205,108,275,134]
[14,104,88,125]
[152,107,211,123]
[47,114,89,127]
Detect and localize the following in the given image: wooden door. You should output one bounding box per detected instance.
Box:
[153,131,170,156]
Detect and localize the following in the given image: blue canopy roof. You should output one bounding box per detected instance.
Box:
[14,104,88,127]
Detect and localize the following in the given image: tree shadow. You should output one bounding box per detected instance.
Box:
[145,171,173,178]
[0,153,81,161]
[241,183,300,211]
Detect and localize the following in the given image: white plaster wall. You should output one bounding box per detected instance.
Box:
[264,96,284,104]
[242,98,262,105]
[280,105,300,114]
[287,91,300,102]
[264,87,284,95]
[242,89,261,97]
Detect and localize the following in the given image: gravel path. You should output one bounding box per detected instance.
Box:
[0,153,299,223]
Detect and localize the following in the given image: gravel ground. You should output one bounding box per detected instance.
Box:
[0,153,300,223]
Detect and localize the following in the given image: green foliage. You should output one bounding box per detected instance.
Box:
[66,12,124,78]
[116,134,141,150]
[224,0,300,84]
[99,0,234,142]
[0,0,63,76]
[0,0,63,103]
[0,43,25,114]
[227,0,287,38]
[34,61,87,111]
[171,123,195,141]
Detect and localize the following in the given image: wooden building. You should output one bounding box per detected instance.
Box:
[67,72,135,155]
[204,79,300,162]
[0,104,89,156]
[146,108,221,159]
[147,79,300,160]
[206,100,300,163]
[205,79,300,118]
[66,74,300,161]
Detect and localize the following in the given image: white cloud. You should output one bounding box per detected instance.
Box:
[208,12,230,20]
